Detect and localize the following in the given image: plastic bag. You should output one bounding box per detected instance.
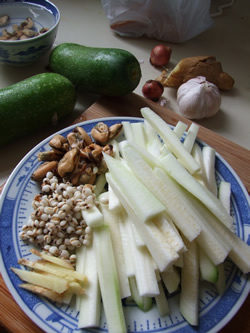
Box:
[101,0,214,43]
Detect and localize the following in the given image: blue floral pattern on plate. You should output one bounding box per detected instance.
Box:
[0,117,249,333]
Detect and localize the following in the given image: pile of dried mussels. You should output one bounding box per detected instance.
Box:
[0,15,49,40]
[32,122,123,187]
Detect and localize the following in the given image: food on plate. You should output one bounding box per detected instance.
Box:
[49,43,142,96]
[142,79,164,101]
[150,44,172,67]
[156,55,234,90]
[19,178,97,265]
[12,249,86,303]
[16,109,250,330]
[0,16,49,40]
[177,76,221,119]
[0,73,77,146]
[31,124,121,185]
[30,248,75,270]
[20,123,122,264]
[91,122,123,145]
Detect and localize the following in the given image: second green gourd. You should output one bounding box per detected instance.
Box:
[49,43,142,96]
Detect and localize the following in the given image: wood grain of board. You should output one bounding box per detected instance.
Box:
[0,93,249,333]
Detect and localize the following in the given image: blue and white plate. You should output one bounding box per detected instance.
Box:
[0,117,249,333]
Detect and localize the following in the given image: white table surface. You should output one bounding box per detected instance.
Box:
[0,0,249,186]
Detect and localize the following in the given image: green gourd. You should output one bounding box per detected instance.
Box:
[49,43,141,96]
[0,73,77,146]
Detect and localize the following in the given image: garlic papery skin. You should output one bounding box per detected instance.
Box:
[177,76,221,120]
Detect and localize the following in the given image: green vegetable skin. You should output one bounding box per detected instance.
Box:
[0,73,77,146]
[49,43,142,96]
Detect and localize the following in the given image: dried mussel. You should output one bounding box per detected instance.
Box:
[31,161,58,182]
[0,16,49,41]
[67,126,92,149]
[32,123,122,186]
[57,148,80,178]
[0,15,9,27]
[49,134,69,153]
[37,135,69,162]
[91,122,123,145]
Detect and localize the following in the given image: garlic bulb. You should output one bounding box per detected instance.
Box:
[177,76,221,119]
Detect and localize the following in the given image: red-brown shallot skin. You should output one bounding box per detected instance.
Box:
[150,45,172,67]
[142,80,164,101]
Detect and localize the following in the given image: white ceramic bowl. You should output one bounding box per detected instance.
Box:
[0,0,60,66]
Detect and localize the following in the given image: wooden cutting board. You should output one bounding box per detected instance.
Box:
[0,93,249,333]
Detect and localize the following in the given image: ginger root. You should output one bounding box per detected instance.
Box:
[156,56,234,90]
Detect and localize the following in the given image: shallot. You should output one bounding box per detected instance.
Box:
[150,45,172,67]
[142,80,164,101]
